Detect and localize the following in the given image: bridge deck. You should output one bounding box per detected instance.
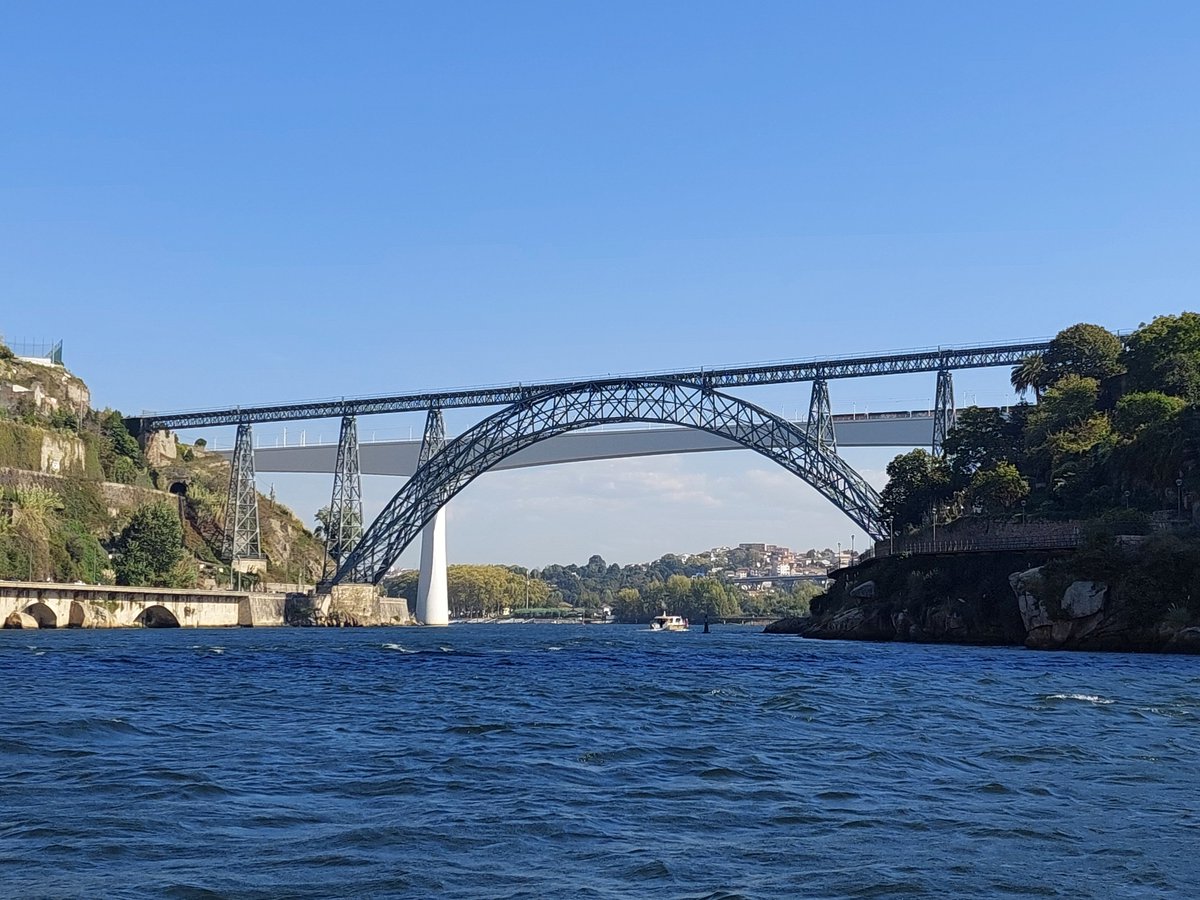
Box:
[242,412,944,475]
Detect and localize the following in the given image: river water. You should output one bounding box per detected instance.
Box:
[1,625,1197,898]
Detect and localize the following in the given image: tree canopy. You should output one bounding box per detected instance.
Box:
[114,502,189,587]
[886,316,1199,531]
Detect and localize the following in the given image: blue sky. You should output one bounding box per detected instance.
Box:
[3,3,1198,566]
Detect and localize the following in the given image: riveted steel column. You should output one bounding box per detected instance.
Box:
[932,369,956,457]
[222,423,263,563]
[322,415,364,580]
[806,378,837,452]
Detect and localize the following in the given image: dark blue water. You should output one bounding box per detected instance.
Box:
[1,625,1198,898]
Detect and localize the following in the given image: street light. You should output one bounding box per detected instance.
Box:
[1021,499,1027,525]
[1177,473,1184,518]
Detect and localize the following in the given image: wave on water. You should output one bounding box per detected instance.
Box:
[1043,693,1115,705]
[381,643,417,653]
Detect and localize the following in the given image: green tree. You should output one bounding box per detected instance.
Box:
[880,449,952,530]
[97,410,145,482]
[967,462,1029,514]
[114,503,185,586]
[1113,391,1186,438]
[1042,323,1125,386]
[1123,312,1200,401]
[1025,375,1101,447]
[942,406,1022,488]
[1010,353,1047,400]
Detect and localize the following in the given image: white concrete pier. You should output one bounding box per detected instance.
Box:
[415,507,449,626]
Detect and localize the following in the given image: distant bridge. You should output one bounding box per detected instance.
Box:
[131,337,1049,619]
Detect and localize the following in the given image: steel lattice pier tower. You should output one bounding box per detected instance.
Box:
[222,423,263,564]
[932,369,956,457]
[806,378,837,452]
[322,415,365,580]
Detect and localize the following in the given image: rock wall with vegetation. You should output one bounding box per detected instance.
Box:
[771,531,1200,653]
[0,335,328,590]
[771,312,1200,653]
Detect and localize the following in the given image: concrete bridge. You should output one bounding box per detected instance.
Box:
[0,580,288,628]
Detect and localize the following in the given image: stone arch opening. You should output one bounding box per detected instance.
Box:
[168,481,188,497]
[23,602,58,628]
[334,378,885,585]
[68,600,87,628]
[135,605,181,628]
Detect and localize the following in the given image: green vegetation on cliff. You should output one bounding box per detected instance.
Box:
[802,312,1200,650]
[883,314,1199,530]
[0,337,328,587]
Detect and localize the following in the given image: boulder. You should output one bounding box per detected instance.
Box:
[1010,567,1051,629]
[1062,581,1106,618]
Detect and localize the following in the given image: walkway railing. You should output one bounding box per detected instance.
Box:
[861,522,1084,561]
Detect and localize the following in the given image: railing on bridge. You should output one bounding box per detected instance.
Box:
[130,339,1051,432]
[860,521,1084,562]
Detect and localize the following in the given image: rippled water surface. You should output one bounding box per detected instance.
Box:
[2,625,1198,898]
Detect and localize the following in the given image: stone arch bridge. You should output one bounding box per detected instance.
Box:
[0,581,286,628]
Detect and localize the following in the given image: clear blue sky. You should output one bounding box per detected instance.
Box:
[3,2,1198,566]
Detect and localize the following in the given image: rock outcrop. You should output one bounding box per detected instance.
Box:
[770,541,1200,654]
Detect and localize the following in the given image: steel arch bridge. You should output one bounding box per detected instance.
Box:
[332,378,886,586]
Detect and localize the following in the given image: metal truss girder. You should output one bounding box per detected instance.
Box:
[221,423,262,562]
[332,378,887,586]
[322,415,364,579]
[131,339,1054,432]
[806,379,836,452]
[932,369,956,457]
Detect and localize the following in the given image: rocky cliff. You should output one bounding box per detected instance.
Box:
[0,337,328,587]
[768,534,1200,653]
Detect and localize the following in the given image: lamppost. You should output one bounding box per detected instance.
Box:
[1178,473,1185,519]
[1123,490,1130,508]
[1021,499,1027,525]
[889,517,894,555]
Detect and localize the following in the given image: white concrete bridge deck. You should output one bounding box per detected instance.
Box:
[243,410,947,476]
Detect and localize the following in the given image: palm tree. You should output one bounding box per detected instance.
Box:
[1011,353,1047,401]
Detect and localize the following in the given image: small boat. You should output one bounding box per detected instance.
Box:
[650,614,689,632]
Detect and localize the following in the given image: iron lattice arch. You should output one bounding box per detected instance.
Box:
[332,379,886,585]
